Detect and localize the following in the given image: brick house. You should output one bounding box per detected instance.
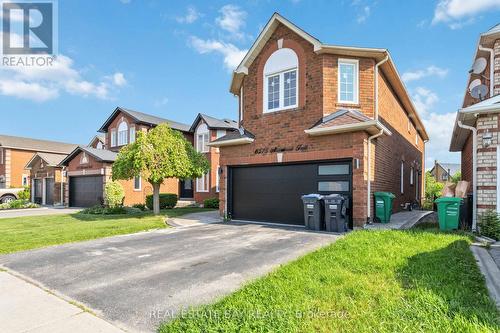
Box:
[209,13,428,228]
[25,153,68,205]
[429,162,461,184]
[88,134,106,150]
[0,134,76,198]
[189,113,238,203]
[450,23,500,229]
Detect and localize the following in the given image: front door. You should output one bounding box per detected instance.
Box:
[33,179,42,204]
[45,178,54,205]
[179,179,193,198]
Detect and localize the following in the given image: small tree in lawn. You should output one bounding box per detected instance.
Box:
[112,123,210,215]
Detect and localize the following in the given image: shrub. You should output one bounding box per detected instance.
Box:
[17,186,31,200]
[80,205,127,215]
[132,203,147,211]
[204,197,219,209]
[0,199,39,210]
[478,210,500,240]
[145,193,178,210]
[124,206,142,214]
[104,181,125,208]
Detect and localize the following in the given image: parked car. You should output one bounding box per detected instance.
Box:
[0,188,24,203]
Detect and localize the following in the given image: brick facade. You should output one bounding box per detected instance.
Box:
[29,156,66,205]
[218,22,425,227]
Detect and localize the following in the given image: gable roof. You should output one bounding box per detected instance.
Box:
[189,113,238,132]
[88,134,105,147]
[98,107,191,133]
[429,162,460,177]
[0,134,77,154]
[25,152,68,169]
[229,12,428,141]
[59,146,117,166]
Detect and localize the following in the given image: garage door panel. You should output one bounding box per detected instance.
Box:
[230,162,351,225]
[69,176,103,207]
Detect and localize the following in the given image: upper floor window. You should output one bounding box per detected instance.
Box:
[263,48,298,113]
[134,176,141,191]
[111,129,117,147]
[196,123,209,153]
[338,59,359,104]
[96,141,104,149]
[130,126,136,143]
[0,148,3,164]
[118,121,128,146]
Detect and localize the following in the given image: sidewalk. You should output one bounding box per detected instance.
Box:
[0,271,123,333]
[166,210,222,228]
[470,244,500,309]
[364,210,433,230]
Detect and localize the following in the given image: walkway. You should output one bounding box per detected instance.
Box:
[364,210,433,230]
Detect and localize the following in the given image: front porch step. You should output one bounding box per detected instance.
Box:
[176,199,198,208]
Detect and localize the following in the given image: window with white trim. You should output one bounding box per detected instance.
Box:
[96,141,104,149]
[216,130,226,139]
[129,126,136,143]
[118,121,128,146]
[263,48,298,113]
[400,162,404,194]
[134,176,141,191]
[410,167,414,185]
[111,130,117,147]
[0,148,3,164]
[196,123,209,153]
[196,172,209,192]
[338,59,359,104]
[216,166,220,192]
[80,152,89,165]
[22,174,28,187]
[415,134,419,146]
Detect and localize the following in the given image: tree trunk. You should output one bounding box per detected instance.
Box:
[153,182,160,215]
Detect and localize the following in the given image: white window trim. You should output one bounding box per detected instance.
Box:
[216,166,220,192]
[337,58,359,104]
[196,173,209,193]
[117,121,128,146]
[134,175,141,191]
[263,67,299,113]
[240,86,244,123]
[410,167,414,185]
[129,126,136,143]
[22,174,28,187]
[111,130,117,147]
[400,162,404,194]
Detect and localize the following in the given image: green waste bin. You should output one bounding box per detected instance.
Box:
[374,192,395,223]
[434,197,462,230]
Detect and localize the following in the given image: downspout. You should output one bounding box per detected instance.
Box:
[61,166,66,206]
[374,55,389,120]
[367,55,390,223]
[478,45,494,97]
[367,129,384,223]
[458,121,478,231]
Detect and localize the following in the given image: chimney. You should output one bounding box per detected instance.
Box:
[495,39,500,96]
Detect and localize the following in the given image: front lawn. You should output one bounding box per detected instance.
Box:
[160,230,500,332]
[0,207,212,254]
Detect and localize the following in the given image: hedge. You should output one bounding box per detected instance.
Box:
[145,193,178,210]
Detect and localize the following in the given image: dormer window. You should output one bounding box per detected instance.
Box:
[118,121,128,146]
[96,141,104,149]
[263,48,298,113]
[338,59,359,104]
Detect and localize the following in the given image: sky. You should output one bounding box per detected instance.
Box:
[1,0,500,167]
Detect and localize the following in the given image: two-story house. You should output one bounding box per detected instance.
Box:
[429,161,460,184]
[189,114,238,203]
[209,13,428,228]
[0,134,77,203]
[450,23,500,230]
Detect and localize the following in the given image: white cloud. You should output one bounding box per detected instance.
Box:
[402,66,449,83]
[189,36,247,71]
[176,6,201,24]
[111,72,127,86]
[412,86,439,117]
[432,0,500,28]
[0,54,125,102]
[356,6,371,23]
[216,4,247,40]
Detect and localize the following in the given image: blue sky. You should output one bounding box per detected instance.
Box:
[1,0,500,167]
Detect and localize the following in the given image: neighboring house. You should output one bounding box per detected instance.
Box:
[25,153,68,205]
[450,23,500,223]
[209,13,428,228]
[189,113,238,203]
[429,162,461,183]
[88,134,106,149]
[0,134,77,190]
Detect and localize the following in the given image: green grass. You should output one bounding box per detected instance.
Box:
[159,230,500,333]
[0,207,212,254]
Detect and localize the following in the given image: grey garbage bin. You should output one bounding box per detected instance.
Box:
[323,194,347,232]
[301,194,323,231]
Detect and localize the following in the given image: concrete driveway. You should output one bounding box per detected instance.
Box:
[0,207,81,219]
[0,220,338,332]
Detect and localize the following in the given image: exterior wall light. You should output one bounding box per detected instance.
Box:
[483,130,493,147]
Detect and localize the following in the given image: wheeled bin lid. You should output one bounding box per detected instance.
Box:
[374,192,395,198]
[301,194,323,199]
[434,197,462,203]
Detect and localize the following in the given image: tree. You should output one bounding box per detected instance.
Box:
[425,171,443,201]
[112,123,210,215]
[450,171,461,184]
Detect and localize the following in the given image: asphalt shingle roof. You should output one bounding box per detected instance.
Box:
[0,134,77,154]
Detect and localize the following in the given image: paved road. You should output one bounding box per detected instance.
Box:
[0,207,81,219]
[0,221,338,332]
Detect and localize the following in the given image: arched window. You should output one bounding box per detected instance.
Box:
[196,123,209,153]
[263,48,298,113]
[118,121,128,146]
[80,152,89,165]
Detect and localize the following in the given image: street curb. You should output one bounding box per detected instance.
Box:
[470,245,500,309]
